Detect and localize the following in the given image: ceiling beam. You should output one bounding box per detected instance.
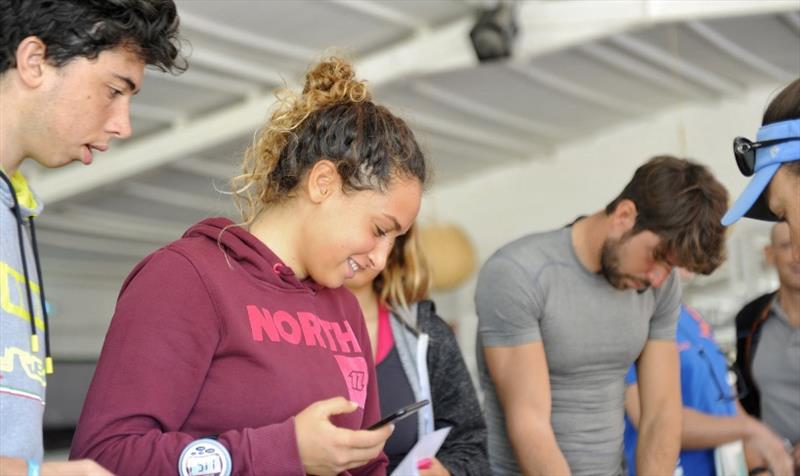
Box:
[686,20,795,82]
[187,47,286,86]
[130,102,185,123]
[507,64,648,116]
[41,256,133,282]
[124,181,233,214]
[330,0,425,30]
[179,11,316,62]
[783,11,800,33]
[610,33,743,95]
[36,229,157,259]
[34,0,797,204]
[144,68,261,96]
[169,157,239,180]
[38,207,184,244]
[404,109,534,157]
[578,42,708,98]
[514,0,800,61]
[410,80,565,139]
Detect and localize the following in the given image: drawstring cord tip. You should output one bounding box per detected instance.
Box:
[30,335,39,353]
[45,357,53,375]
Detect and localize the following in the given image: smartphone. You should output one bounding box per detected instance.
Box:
[367,399,430,431]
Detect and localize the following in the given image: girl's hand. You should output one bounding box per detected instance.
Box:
[295,396,393,476]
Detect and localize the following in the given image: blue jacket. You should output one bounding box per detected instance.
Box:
[624,305,736,476]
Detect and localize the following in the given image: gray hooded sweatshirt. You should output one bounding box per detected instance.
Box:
[0,172,47,461]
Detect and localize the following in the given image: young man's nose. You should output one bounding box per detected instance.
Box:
[107,99,133,139]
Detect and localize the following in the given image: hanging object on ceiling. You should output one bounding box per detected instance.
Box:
[419,224,477,291]
[469,0,518,62]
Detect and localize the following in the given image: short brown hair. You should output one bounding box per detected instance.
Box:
[605,156,729,274]
[763,79,800,178]
[763,78,800,126]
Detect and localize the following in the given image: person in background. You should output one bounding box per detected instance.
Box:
[624,301,793,476]
[476,156,729,476]
[722,78,800,258]
[0,1,184,475]
[735,221,800,474]
[346,224,489,475]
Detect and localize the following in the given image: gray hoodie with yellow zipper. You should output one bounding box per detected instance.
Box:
[0,171,49,462]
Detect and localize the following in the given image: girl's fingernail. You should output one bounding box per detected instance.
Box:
[417,458,432,470]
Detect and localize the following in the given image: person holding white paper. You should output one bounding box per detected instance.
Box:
[347,224,489,475]
[623,302,792,476]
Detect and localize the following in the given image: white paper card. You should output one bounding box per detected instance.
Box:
[390,427,452,476]
[714,440,748,476]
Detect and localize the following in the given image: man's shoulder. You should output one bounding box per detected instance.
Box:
[490,228,569,266]
[735,292,776,329]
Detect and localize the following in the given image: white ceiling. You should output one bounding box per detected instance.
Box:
[26,0,800,285]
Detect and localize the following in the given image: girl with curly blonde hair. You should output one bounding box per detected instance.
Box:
[72,57,428,476]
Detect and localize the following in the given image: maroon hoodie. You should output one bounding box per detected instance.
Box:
[70,217,386,475]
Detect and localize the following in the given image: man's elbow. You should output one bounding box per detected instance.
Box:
[640,400,682,439]
[506,408,552,441]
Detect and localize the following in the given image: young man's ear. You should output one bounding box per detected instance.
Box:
[610,199,638,234]
[306,159,341,203]
[15,36,48,88]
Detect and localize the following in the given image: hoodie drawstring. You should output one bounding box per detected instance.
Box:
[0,172,52,374]
[28,217,52,373]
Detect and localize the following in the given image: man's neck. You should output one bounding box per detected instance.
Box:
[0,79,26,176]
[776,286,800,328]
[571,211,609,274]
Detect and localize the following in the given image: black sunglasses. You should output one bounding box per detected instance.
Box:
[733,136,800,177]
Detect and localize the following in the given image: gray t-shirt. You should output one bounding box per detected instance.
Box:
[752,299,800,445]
[475,227,680,476]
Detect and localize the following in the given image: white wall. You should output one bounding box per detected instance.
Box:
[422,83,785,377]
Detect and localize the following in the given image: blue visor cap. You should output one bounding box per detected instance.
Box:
[722,119,800,226]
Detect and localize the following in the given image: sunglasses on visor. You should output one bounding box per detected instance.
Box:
[733,136,800,176]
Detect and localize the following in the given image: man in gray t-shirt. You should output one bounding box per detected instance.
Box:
[475,156,729,476]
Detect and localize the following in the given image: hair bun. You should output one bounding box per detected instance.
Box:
[302,57,370,103]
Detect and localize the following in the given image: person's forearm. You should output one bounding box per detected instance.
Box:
[637,411,681,475]
[682,407,751,449]
[508,419,571,476]
[0,457,27,476]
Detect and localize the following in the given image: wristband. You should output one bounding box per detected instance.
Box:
[27,460,40,476]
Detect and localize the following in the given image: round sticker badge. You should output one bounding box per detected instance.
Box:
[178,438,232,476]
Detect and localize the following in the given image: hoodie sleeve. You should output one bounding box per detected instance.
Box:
[422,308,490,476]
[69,248,306,476]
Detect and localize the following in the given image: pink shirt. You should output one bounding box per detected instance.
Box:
[375,305,395,365]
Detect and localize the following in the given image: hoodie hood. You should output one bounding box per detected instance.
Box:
[184,217,323,293]
[0,171,43,218]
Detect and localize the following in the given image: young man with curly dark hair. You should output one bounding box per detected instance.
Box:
[0,1,184,475]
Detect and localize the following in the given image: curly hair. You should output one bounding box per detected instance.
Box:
[0,0,185,74]
[233,57,428,224]
[605,155,729,275]
[373,224,431,310]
